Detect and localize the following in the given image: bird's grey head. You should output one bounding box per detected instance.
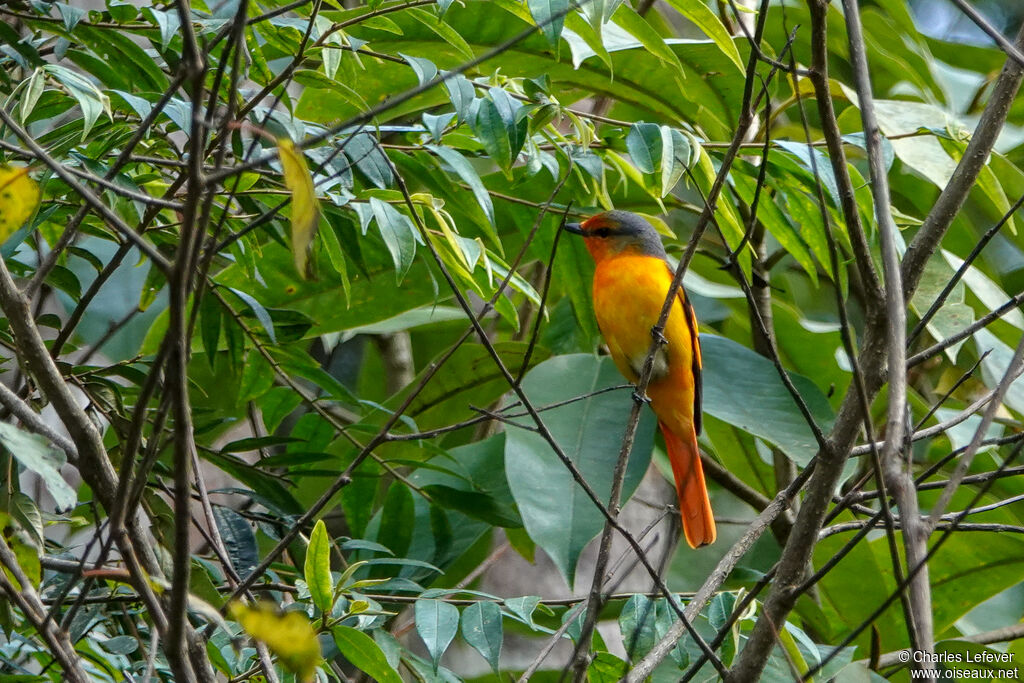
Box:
[564,210,668,260]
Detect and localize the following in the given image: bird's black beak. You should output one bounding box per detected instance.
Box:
[563,222,585,235]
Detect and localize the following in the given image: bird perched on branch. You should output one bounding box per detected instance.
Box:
[564,211,715,548]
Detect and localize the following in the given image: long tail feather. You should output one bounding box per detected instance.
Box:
[660,421,716,548]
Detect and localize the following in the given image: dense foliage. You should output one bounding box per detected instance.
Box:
[0,0,1022,681]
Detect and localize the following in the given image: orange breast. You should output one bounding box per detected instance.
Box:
[591,253,697,435]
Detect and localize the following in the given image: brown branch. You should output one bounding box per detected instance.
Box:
[843,0,932,663]
[908,290,1024,368]
[0,538,90,683]
[163,1,209,678]
[927,336,1024,528]
[627,463,816,681]
[0,380,77,457]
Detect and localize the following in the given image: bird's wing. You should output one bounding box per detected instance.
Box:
[667,263,703,434]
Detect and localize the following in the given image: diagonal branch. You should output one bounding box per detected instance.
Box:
[926,334,1024,529]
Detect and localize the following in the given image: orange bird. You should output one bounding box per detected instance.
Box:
[565,211,715,548]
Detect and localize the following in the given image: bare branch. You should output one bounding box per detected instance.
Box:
[927,335,1024,528]
[845,0,931,658]
[0,537,91,683]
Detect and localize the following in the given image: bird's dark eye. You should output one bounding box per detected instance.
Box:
[594,227,612,238]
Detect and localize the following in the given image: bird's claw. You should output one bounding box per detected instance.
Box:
[632,389,651,405]
[651,328,668,346]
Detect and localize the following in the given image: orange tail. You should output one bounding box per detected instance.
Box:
[660,421,716,548]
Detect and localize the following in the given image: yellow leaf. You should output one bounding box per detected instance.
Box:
[0,165,40,243]
[278,138,320,280]
[230,601,322,682]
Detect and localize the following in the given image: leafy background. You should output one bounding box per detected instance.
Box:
[0,0,1022,681]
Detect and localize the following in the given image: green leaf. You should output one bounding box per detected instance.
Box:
[426,144,496,230]
[626,122,661,175]
[3,492,43,550]
[911,521,1024,640]
[212,233,440,338]
[143,7,180,50]
[504,596,543,629]
[442,71,476,122]
[706,591,737,632]
[400,53,438,85]
[238,350,274,402]
[0,22,41,68]
[553,232,601,348]
[101,635,139,656]
[460,601,502,674]
[422,485,521,527]
[46,265,81,301]
[775,140,840,205]
[870,99,958,188]
[341,2,746,136]
[18,68,45,125]
[654,598,689,668]
[974,329,1024,415]
[909,258,972,363]
[619,594,659,661]
[528,0,568,46]
[369,197,418,282]
[343,132,393,189]
[472,97,514,171]
[422,112,454,142]
[43,64,111,141]
[318,220,350,306]
[75,26,168,90]
[360,16,404,34]
[407,7,475,61]
[199,293,222,368]
[562,11,613,72]
[333,625,403,683]
[659,125,690,197]
[505,355,656,585]
[401,342,548,431]
[612,4,686,85]
[226,287,276,343]
[56,3,88,31]
[701,334,834,466]
[942,249,1024,331]
[731,164,818,287]
[662,0,744,72]
[783,189,833,279]
[588,651,628,682]
[212,506,259,580]
[415,441,519,530]
[304,519,334,614]
[0,423,75,511]
[415,598,460,670]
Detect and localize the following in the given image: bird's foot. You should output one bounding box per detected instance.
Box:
[650,327,668,346]
[632,389,651,404]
